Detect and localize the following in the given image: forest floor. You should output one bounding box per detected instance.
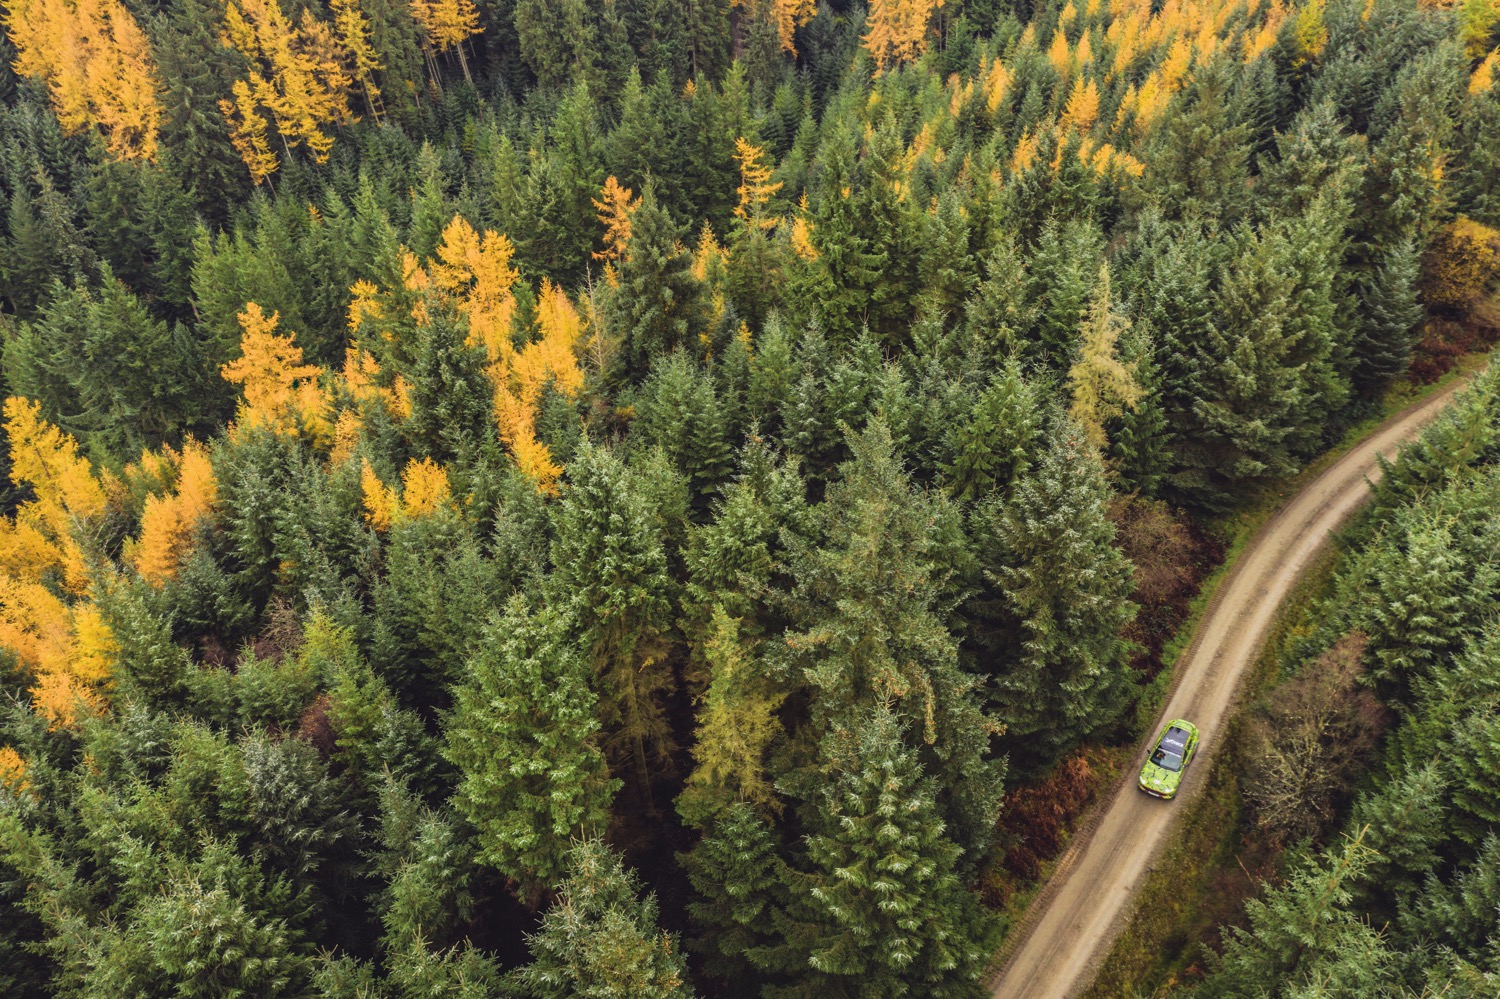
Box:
[984,360,1487,999]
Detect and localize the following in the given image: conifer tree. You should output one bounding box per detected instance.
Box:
[550,442,679,808]
[862,0,943,71]
[940,360,1042,501]
[1351,236,1424,392]
[607,181,706,376]
[445,598,618,901]
[983,419,1137,767]
[681,801,794,992]
[506,839,695,998]
[1068,264,1143,452]
[1362,516,1479,703]
[1197,833,1389,998]
[777,706,995,996]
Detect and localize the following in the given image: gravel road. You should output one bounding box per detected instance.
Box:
[987,374,1477,999]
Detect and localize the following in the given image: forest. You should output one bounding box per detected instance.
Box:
[0,0,1497,995]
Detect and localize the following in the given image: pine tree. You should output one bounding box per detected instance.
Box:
[982,419,1137,768]
[445,597,618,901]
[550,442,679,809]
[505,839,695,998]
[776,706,995,997]
[607,180,706,376]
[1351,236,1424,393]
[681,802,793,994]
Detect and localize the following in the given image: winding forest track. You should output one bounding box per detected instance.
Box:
[987,374,1478,999]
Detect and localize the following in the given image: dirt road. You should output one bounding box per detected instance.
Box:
[988,375,1477,999]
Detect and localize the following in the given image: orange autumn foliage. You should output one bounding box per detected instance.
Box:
[3,0,162,160]
[0,403,117,726]
[593,176,639,266]
[219,0,357,178]
[0,746,26,792]
[220,303,330,439]
[0,397,108,594]
[361,456,452,530]
[129,441,217,584]
[863,0,944,70]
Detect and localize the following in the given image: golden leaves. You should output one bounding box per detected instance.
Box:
[593,176,640,266]
[129,441,217,584]
[362,457,452,530]
[219,0,358,178]
[863,0,945,71]
[0,746,26,792]
[220,303,330,439]
[3,0,162,160]
[769,0,817,56]
[734,138,784,231]
[1472,49,1499,94]
[1062,77,1102,132]
[410,0,481,52]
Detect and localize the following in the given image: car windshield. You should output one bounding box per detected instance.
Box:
[1151,747,1184,772]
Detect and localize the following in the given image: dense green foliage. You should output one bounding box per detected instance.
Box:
[1190,364,1500,997]
[0,0,1497,995]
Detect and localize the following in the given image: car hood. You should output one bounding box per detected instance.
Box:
[1139,763,1179,792]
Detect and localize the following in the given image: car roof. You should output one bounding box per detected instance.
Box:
[1159,727,1189,752]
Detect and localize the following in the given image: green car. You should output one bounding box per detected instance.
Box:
[1138,719,1200,799]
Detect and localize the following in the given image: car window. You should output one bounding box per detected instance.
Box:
[1153,750,1184,772]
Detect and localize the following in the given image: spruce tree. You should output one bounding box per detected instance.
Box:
[982,418,1137,769]
[608,180,706,376]
[681,802,795,993]
[445,598,619,901]
[774,706,995,998]
[505,840,695,998]
[550,442,679,809]
[1352,236,1425,393]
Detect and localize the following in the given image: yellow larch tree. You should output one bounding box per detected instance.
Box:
[221,78,281,184]
[1291,0,1328,66]
[0,401,118,726]
[771,0,817,55]
[0,746,26,792]
[361,456,453,530]
[1048,28,1073,75]
[129,441,217,585]
[733,138,784,231]
[592,176,640,269]
[330,0,384,120]
[387,217,582,492]
[429,215,520,361]
[220,303,330,439]
[0,398,108,594]
[3,0,162,160]
[1067,264,1142,449]
[1474,48,1499,92]
[862,0,944,71]
[220,0,356,178]
[1460,0,1499,60]
[492,280,583,492]
[410,0,482,84]
[1061,77,1101,131]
